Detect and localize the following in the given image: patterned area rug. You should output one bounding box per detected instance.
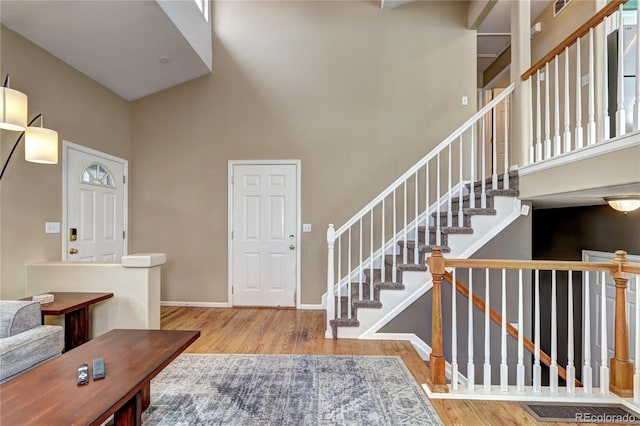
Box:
[142,354,442,425]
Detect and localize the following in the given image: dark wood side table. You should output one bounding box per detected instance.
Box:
[24,292,113,351]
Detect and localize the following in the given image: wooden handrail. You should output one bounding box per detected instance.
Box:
[444,271,582,388]
[622,263,640,274]
[522,0,628,80]
[444,258,616,272]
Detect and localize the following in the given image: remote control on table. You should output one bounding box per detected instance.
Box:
[92,358,105,380]
[77,364,89,386]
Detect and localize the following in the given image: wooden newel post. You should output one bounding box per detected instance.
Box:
[609,250,633,397]
[426,247,449,393]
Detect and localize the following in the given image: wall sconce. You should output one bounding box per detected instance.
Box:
[0,75,59,180]
[604,196,640,214]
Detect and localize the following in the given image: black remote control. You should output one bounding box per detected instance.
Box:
[77,364,89,385]
[93,358,105,380]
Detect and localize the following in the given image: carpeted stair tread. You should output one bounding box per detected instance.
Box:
[330,317,360,327]
[425,226,474,235]
[487,188,520,197]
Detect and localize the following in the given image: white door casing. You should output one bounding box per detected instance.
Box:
[63,141,128,262]
[584,249,638,387]
[228,161,300,307]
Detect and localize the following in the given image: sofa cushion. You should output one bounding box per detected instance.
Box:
[0,325,64,382]
[0,301,41,338]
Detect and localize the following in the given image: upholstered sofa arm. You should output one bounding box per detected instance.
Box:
[0,301,41,338]
[0,325,64,382]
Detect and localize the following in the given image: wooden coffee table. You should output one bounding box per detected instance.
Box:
[0,329,200,426]
[25,291,113,351]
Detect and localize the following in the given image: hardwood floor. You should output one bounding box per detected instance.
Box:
[161,307,598,425]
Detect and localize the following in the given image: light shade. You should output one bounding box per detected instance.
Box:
[25,126,58,164]
[605,197,640,213]
[0,86,28,131]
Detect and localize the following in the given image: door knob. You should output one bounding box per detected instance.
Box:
[289,245,295,250]
[69,248,78,255]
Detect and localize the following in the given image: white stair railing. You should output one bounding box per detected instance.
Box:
[522,0,637,167]
[326,84,515,337]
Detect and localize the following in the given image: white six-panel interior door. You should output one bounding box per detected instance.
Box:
[63,141,128,262]
[229,161,300,307]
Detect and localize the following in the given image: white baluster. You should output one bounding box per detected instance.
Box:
[635,275,639,402]
[370,211,374,301]
[636,6,640,131]
[603,18,611,141]
[392,191,397,283]
[492,106,498,190]
[470,125,476,208]
[359,219,363,301]
[468,268,475,390]
[452,268,459,391]
[529,76,535,164]
[554,56,561,156]
[600,271,609,394]
[327,224,336,332]
[403,182,407,265]
[447,144,453,227]
[576,37,584,150]
[583,271,593,393]
[500,268,508,391]
[550,270,558,392]
[381,199,385,284]
[503,97,510,189]
[567,271,576,393]
[544,62,552,159]
[425,163,429,245]
[617,5,626,137]
[436,153,441,246]
[481,117,486,208]
[347,228,352,319]
[517,269,525,392]
[458,135,464,227]
[564,47,572,152]
[484,268,491,391]
[337,237,342,319]
[587,27,596,146]
[536,70,543,161]
[534,269,541,392]
[414,173,419,265]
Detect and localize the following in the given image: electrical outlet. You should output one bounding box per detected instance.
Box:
[303,224,312,233]
[45,222,60,234]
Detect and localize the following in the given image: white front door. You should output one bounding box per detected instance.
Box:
[63,142,128,262]
[584,250,638,387]
[230,162,299,307]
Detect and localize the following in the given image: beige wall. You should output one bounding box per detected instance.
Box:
[0,26,132,299]
[131,1,477,304]
[531,0,603,66]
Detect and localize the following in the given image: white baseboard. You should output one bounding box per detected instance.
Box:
[297,304,324,310]
[161,301,231,308]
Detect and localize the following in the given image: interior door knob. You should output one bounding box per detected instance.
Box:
[69,248,78,255]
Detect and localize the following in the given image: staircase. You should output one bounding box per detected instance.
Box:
[328,171,521,339]
[325,84,522,340]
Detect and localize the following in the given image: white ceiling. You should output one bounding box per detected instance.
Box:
[0,0,211,101]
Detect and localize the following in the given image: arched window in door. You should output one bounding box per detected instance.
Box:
[80,163,116,188]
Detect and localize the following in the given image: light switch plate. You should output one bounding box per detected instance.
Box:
[45,222,60,234]
[303,224,312,233]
